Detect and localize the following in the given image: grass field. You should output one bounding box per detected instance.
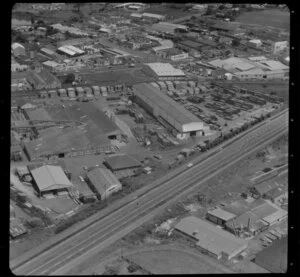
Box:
[128,248,231,274]
[143,4,196,18]
[236,9,290,31]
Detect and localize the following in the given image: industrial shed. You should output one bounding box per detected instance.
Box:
[143,63,186,80]
[133,83,204,139]
[104,154,141,178]
[254,237,287,273]
[151,22,188,34]
[30,165,72,197]
[175,216,248,260]
[206,207,236,226]
[87,167,122,200]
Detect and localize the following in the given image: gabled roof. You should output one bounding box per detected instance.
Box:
[31,165,72,192]
[87,167,121,196]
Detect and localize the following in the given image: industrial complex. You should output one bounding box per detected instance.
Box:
[10,3,289,275]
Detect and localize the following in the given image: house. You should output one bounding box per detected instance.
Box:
[87,167,122,200]
[11,145,23,161]
[30,165,73,197]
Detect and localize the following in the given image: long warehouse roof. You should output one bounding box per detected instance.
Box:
[133,83,202,126]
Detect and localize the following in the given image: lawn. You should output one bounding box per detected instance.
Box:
[127,248,231,274]
[236,9,290,31]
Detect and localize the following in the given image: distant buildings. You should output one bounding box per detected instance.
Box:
[272,41,288,54]
[11,43,26,57]
[143,62,186,80]
[151,22,188,35]
[208,56,289,80]
[51,24,89,37]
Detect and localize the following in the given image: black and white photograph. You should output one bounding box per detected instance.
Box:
[10,2,292,275]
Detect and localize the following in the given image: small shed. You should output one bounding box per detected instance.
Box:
[206,207,236,226]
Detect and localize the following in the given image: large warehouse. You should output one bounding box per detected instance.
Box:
[24,103,121,161]
[208,57,289,80]
[142,63,186,80]
[30,165,72,197]
[175,216,248,260]
[133,83,205,139]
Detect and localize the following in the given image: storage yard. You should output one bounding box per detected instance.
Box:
[11,3,289,275]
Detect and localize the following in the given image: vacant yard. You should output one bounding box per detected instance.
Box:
[236,9,290,31]
[83,69,153,86]
[127,247,232,274]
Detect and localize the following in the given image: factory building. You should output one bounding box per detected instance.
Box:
[272,41,288,54]
[208,57,289,80]
[57,45,85,57]
[133,83,205,140]
[104,154,142,179]
[206,207,237,226]
[175,216,248,260]
[24,103,121,161]
[11,43,26,57]
[142,63,186,80]
[30,165,72,197]
[87,167,122,200]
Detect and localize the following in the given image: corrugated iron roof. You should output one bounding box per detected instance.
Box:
[31,165,72,192]
[175,216,248,256]
[105,154,141,171]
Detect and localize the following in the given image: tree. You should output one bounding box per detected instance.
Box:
[65,73,75,84]
[232,38,240,47]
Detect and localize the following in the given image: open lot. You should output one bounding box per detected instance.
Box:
[82,68,153,86]
[127,247,232,274]
[236,9,290,31]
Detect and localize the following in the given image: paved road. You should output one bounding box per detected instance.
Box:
[11,110,288,275]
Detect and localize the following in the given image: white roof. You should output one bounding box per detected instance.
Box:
[262,209,287,224]
[248,56,267,61]
[58,46,77,56]
[207,208,236,221]
[142,13,165,19]
[130,13,143,18]
[146,62,185,77]
[175,216,248,256]
[249,39,262,44]
[209,57,255,72]
[257,60,289,71]
[43,60,60,67]
[12,42,25,50]
[64,45,85,54]
[31,165,72,192]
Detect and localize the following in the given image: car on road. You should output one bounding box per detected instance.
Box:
[187,163,194,168]
[79,176,85,182]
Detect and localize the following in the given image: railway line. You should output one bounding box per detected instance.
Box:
[11,110,288,275]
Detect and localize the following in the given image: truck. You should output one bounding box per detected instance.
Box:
[67,87,76,98]
[92,85,100,96]
[100,86,108,97]
[57,88,67,97]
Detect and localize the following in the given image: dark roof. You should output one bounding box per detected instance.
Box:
[104,154,141,171]
[255,237,287,273]
[48,102,120,136]
[87,167,121,196]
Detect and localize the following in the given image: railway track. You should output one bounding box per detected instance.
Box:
[11,111,288,275]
